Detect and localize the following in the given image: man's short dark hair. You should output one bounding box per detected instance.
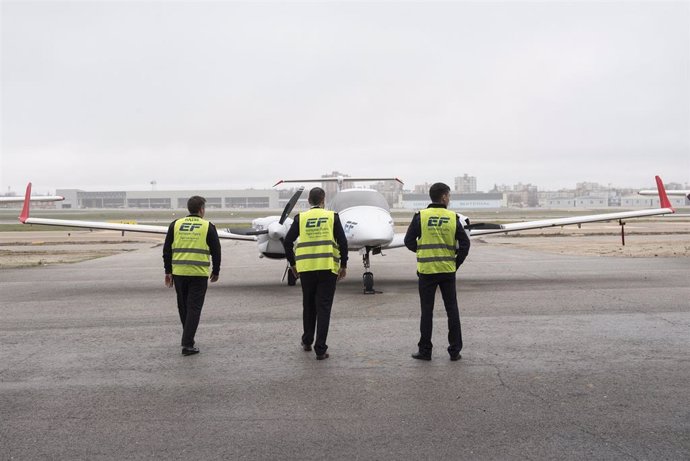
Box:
[429,182,451,203]
[308,187,326,206]
[187,196,206,214]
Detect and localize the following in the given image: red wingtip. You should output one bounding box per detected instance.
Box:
[395,177,404,185]
[273,180,284,187]
[19,182,32,223]
[655,176,674,211]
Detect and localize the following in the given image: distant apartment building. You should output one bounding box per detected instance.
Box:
[491,183,538,207]
[454,174,477,193]
[413,183,433,194]
[575,181,606,193]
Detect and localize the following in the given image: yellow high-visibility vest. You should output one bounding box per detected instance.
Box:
[295,208,341,274]
[172,216,211,276]
[416,208,457,274]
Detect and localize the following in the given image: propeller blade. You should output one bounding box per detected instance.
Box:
[279,186,304,225]
[226,227,269,236]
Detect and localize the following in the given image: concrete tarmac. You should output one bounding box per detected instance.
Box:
[1,239,689,460]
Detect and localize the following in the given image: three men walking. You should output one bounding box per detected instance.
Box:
[163,183,469,362]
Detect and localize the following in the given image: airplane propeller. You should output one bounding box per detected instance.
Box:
[279,186,304,225]
[227,187,304,236]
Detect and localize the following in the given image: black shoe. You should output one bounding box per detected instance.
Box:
[182,346,200,356]
[301,341,312,352]
[411,352,431,361]
[315,353,329,360]
[450,353,462,361]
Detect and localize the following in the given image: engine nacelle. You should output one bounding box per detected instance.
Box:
[258,235,287,259]
[252,216,293,259]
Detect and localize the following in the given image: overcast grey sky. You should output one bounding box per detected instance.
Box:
[2,0,689,195]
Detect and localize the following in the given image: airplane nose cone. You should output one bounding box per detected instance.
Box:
[267,221,286,240]
[341,207,394,249]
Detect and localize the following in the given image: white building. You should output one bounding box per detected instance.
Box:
[401,193,504,210]
[620,195,687,208]
[544,195,687,209]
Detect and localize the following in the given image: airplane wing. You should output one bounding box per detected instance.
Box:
[385,175,674,244]
[468,207,673,236]
[472,176,674,236]
[380,210,673,247]
[17,183,256,241]
[0,195,64,203]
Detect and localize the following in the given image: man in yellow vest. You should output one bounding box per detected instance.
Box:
[404,182,471,361]
[163,195,221,356]
[283,187,348,360]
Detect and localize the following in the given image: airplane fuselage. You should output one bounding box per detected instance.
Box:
[338,206,395,250]
[250,188,396,259]
[328,189,395,251]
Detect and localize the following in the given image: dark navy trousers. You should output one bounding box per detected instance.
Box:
[299,270,338,355]
[417,272,463,356]
[173,275,208,348]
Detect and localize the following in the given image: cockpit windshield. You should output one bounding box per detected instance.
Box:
[328,189,390,213]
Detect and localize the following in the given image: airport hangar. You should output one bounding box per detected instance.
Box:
[55,188,281,210]
[55,189,508,210]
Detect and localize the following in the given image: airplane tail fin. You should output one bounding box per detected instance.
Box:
[655,175,674,211]
[19,182,31,223]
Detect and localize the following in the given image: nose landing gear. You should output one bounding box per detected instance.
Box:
[362,246,382,294]
[363,271,374,294]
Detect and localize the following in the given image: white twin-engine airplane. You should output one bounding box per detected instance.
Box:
[18,176,674,294]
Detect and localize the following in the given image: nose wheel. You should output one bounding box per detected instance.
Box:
[362,247,381,294]
[363,272,374,294]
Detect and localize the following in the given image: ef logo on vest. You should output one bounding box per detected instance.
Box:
[427,216,450,227]
[179,223,202,232]
[306,217,328,228]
